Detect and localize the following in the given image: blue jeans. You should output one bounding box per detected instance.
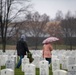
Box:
[45,58,51,64]
[16,55,24,68]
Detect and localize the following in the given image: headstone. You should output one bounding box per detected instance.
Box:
[32,55,40,68]
[68,71,76,75]
[22,56,29,72]
[8,55,16,66]
[67,56,76,65]
[39,60,49,75]
[24,64,35,75]
[61,56,68,69]
[68,65,76,75]
[0,50,2,55]
[52,58,60,72]
[1,55,8,66]
[6,60,15,70]
[1,69,14,75]
[53,70,67,75]
[68,65,76,71]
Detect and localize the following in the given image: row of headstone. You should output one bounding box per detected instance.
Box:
[1,49,76,75]
[22,55,49,74]
[52,53,69,75]
[0,51,17,75]
[52,50,76,75]
[0,50,17,55]
[24,60,49,75]
[23,58,68,75]
[1,60,49,75]
[0,54,17,66]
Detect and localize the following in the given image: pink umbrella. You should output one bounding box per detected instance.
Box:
[42,37,59,44]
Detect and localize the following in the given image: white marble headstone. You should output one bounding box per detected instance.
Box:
[24,64,35,75]
[52,58,60,72]
[22,56,29,72]
[1,69,14,75]
[39,60,49,75]
[8,55,16,66]
[68,56,76,65]
[6,60,15,70]
[53,70,67,75]
[32,55,40,68]
[61,56,68,69]
[68,65,76,71]
[1,55,8,66]
[68,71,76,75]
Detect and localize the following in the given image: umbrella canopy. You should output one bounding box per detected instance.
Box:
[42,37,59,44]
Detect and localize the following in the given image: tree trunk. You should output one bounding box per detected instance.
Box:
[2,38,6,52]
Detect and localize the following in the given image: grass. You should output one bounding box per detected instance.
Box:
[15,68,24,75]
[1,65,53,75]
[0,44,76,50]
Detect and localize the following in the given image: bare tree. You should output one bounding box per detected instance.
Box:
[46,21,62,38]
[61,11,76,50]
[0,0,31,52]
[55,10,63,21]
[24,12,50,50]
[46,21,63,49]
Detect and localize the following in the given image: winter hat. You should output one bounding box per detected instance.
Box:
[20,35,26,41]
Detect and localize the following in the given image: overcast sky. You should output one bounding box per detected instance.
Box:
[31,0,76,19]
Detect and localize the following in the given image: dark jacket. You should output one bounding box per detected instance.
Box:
[16,39,29,56]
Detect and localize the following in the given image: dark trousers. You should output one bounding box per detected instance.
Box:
[45,58,51,64]
[16,55,24,68]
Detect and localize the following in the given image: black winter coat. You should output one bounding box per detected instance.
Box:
[16,40,29,56]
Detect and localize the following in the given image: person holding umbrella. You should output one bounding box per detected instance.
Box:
[42,37,59,65]
[42,41,53,65]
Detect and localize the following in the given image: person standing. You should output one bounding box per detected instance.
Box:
[42,42,53,65]
[16,35,29,68]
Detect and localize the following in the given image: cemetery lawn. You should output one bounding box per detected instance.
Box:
[0,44,76,50]
[1,65,53,75]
